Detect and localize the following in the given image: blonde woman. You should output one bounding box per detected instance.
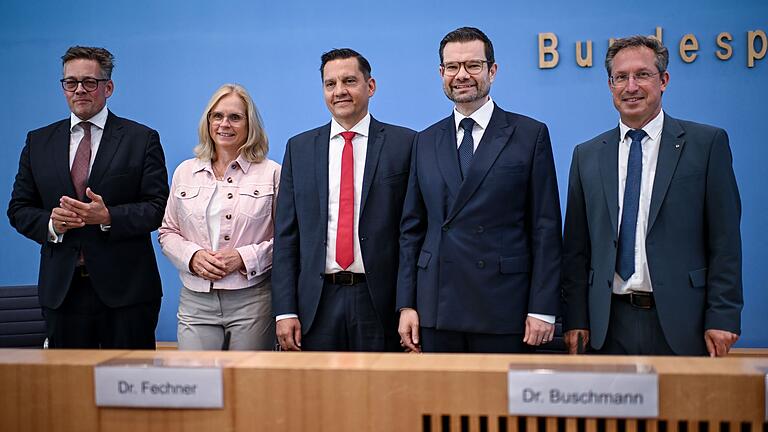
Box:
[159,84,279,350]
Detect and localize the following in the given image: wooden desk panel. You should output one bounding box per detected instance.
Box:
[0,350,765,432]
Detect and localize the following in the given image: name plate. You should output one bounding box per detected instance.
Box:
[94,358,223,408]
[508,363,658,418]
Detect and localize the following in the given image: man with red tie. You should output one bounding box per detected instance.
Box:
[273,48,415,351]
[7,46,169,349]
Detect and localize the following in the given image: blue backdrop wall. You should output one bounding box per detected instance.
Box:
[1,0,765,346]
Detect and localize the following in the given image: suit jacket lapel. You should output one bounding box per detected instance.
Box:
[435,115,462,198]
[360,117,384,217]
[446,105,513,223]
[599,127,621,236]
[315,123,331,228]
[647,115,685,233]
[87,111,122,193]
[53,120,76,198]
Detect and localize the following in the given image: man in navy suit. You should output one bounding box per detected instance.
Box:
[7,46,168,349]
[273,49,415,351]
[562,36,742,356]
[397,27,562,353]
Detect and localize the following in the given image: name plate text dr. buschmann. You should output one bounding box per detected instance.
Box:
[94,359,223,408]
[508,363,658,418]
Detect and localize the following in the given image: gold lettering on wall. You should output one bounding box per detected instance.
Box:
[539,32,559,69]
[536,27,765,69]
[716,32,733,60]
[679,34,700,63]
[576,40,593,67]
[748,30,767,68]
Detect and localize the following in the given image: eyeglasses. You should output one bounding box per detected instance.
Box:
[208,111,246,125]
[609,71,660,88]
[60,78,109,92]
[441,60,491,76]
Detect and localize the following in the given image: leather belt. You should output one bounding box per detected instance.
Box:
[324,272,366,285]
[613,292,654,309]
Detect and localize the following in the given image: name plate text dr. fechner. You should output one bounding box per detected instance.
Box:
[508,364,658,418]
[94,359,223,408]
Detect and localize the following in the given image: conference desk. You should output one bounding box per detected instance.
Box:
[0,349,765,432]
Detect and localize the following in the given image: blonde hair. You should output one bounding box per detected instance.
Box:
[195,83,269,163]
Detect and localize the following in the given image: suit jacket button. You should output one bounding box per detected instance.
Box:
[180,191,187,197]
[254,190,259,196]
[227,177,233,183]
[476,225,484,233]
[225,214,232,220]
[227,193,233,199]
[224,235,231,241]
[476,260,485,269]
[251,271,256,276]
[442,226,450,232]
[360,236,367,241]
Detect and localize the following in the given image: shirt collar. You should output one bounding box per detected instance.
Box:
[330,112,370,139]
[70,104,109,132]
[453,97,494,132]
[192,153,252,176]
[619,109,664,142]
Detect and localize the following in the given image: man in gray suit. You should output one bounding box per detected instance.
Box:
[562,36,742,356]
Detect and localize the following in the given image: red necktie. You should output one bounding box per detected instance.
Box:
[71,122,91,200]
[335,131,356,270]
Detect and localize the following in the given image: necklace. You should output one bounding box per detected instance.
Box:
[212,164,226,181]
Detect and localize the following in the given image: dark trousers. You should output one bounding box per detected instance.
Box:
[302,281,397,352]
[597,296,675,355]
[421,327,532,353]
[42,270,160,349]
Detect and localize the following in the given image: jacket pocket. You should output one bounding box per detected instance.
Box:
[499,255,531,274]
[689,267,708,288]
[238,183,275,220]
[417,250,432,269]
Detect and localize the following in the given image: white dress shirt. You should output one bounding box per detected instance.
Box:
[451,97,554,325]
[48,105,110,243]
[453,97,494,151]
[613,110,665,294]
[324,113,370,273]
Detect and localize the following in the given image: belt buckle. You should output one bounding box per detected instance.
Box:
[77,266,90,278]
[335,272,355,286]
[629,292,652,309]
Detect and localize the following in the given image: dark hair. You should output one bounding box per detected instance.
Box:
[439,27,495,65]
[320,48,372,80]
[605,35,669,77]
[61,46,115,79]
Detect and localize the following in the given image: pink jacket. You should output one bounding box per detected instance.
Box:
[159,155,280,292]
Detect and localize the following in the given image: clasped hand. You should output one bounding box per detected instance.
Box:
[51,188,110,233]
[189,249,244,281]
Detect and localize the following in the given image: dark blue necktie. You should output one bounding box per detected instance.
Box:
[458,118,475,179]
[616,128,647,281]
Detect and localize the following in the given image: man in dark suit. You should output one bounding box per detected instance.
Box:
[7,46,168,349]
[397,27,562,353]
[562,36,742,356]
[272,48,415,351]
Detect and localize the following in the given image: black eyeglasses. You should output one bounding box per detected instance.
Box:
[441,60,491,76]
[60,78,109,92]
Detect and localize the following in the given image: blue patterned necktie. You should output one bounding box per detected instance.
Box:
[616,128,647,281]
[458,117,475,180]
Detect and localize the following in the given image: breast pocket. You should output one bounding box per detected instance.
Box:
[173,185,203,222]
[238,183,275,220]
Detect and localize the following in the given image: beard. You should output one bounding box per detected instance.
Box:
[443,78,491,104]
